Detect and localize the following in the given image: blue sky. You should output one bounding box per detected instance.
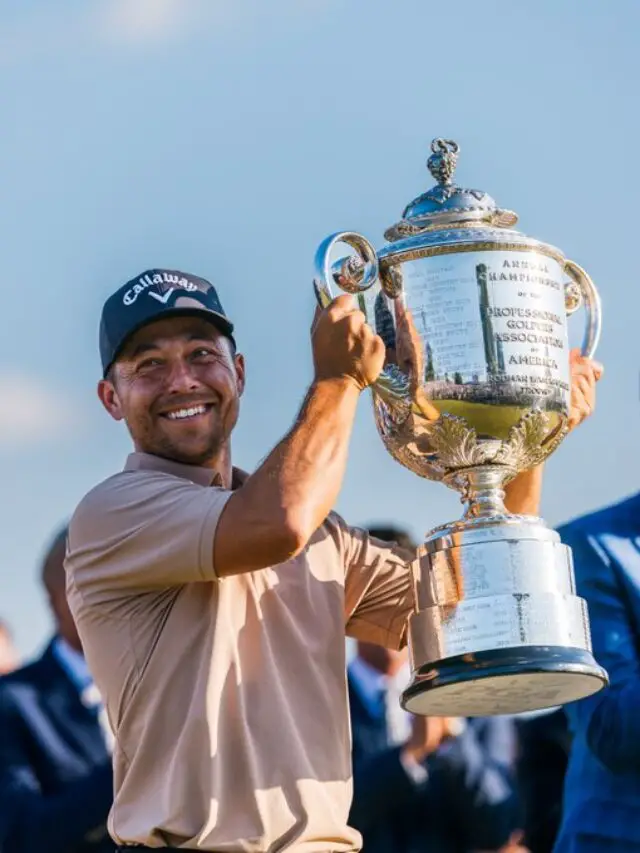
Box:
[1,0,638,660]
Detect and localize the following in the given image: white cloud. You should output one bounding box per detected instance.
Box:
[0,373,78,447]
[0,0,334,65]
[97,0,199,46]
[0,0,212,64]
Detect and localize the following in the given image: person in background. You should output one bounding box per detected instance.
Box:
[348,524,528,853]
[0,526,115,853]
[553,490,640,853]
[0,617,20,674]
[515,707,571,853]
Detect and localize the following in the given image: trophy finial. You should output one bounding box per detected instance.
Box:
[427,138,460,186]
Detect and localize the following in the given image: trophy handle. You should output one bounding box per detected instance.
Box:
[312,232,412,409]
[312,231,379,308]
[564,259,602,359]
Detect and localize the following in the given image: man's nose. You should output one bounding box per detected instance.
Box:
[166,359,201,393]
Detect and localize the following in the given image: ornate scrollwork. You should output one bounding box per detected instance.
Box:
[426,415,497,470]
[427,138,460,186]
[377,408,569,485]
[493,411,552,470]
[564,279,583,315]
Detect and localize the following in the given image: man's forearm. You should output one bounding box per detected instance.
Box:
[215,377,361,575]
[265,377,360,535]
[504,464,543,516]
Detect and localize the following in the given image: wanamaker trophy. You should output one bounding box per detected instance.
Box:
[313,138,608,717]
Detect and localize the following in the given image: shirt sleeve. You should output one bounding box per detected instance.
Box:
[338,518,417,650]
[66,471,233,596]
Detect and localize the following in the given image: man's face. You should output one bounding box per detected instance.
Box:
[49,584,82,652]
[98,316,245,467]
[0,628,18,674]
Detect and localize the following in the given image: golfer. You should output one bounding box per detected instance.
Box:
[65,268,602,852]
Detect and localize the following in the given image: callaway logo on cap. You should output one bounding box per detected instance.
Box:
[99,268,235,377]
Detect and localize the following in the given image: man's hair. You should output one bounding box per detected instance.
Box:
[367,524,416,550]
[40,525,69,592]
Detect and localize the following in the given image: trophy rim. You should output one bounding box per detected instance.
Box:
[421,515,561,552]
[378,237,567,270]
[400,645,609,717]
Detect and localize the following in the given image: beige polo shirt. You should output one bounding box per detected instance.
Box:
[65,452,416,851]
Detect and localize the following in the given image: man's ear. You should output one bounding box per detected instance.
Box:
[234,353,246,397]
[97,376,125,421]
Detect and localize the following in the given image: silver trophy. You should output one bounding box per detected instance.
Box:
[313,138,608,716]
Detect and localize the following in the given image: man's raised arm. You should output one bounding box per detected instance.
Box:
[214,295,384,577]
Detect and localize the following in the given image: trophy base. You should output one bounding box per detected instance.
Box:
[401,645,607,717]
[404,509,609,716]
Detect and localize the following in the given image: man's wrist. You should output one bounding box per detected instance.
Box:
[503,463,544,516]
[311,375,364,396]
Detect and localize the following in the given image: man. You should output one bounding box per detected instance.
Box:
[0,527,115,853]
[64,268,601,852]
[349,526,526,853]
[552,490,640,853]
[0,617,19,674]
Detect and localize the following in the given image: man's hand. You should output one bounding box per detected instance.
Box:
[312,295,385,391]
[401,715,462,764]
[568,348,603,431]
[474,830,530,852]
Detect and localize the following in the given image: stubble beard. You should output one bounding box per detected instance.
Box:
[131,412,228,468]
[154,426,226,467]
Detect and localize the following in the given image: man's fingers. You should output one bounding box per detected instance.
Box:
[572,374,593,399]
[569,378,594,429]
[313,294,365,336]
[570,349,604,381]
[326,293,358,319]
[370,333,386,365]
[310,304,323,335]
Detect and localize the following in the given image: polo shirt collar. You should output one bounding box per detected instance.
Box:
[124,451,249,489]
[124,452,220,487]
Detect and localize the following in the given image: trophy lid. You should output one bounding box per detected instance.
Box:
[384,138,519,242]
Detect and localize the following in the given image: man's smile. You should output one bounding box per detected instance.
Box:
[159,403,214,422]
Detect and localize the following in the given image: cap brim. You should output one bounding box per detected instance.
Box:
[103,307,235,378]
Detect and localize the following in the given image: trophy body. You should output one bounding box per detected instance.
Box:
[314,139,608,716]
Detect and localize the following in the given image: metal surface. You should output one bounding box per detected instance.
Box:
[312,137,607,715]
[403,667,605,718]
[410,526,585,661]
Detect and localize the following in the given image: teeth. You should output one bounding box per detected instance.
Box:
[166,405,207,420]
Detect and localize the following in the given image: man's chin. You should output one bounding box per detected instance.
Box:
[151,438,221,468]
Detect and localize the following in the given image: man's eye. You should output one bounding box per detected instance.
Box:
[137,357,163,371]
[193,348,214,359]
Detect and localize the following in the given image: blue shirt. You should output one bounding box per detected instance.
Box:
[52,637,92,692]
[52,638,108,733]
[554,492,640,851]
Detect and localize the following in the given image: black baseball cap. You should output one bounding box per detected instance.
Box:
[99,268,235,377]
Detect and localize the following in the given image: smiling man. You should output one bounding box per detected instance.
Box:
[65,267,602,853]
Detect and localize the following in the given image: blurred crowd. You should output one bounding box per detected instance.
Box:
[0,488,637,853]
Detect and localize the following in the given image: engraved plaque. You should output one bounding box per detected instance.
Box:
[403,250,571,415]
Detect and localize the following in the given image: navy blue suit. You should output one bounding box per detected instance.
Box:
[515,708,571,853]
[0,639,115,853]
[348,669,522,853]
[554,493,640,853]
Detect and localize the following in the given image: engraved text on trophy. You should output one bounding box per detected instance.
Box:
[400,251,571,438]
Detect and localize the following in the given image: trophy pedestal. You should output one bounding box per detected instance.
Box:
[402,515,608,717]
